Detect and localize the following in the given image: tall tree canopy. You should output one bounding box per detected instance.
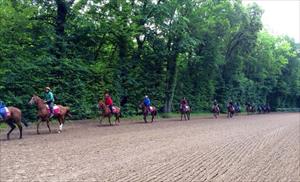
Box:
[1,0,299,120]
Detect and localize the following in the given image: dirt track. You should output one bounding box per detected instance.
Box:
[0,113,299,182]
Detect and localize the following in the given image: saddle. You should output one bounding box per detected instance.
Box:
[0,107,10,119]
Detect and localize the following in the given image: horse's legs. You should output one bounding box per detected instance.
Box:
[99,116,103,125]
[108,116,112,126]
[46,119,51,133]
[37,119,41,134]
[187,112,190,120]
[115,114,120,125]
[16,122,23,139]
[151,114,154,123]
[58,117,63,133]
[6,121,16,140]
[181,113,183,121]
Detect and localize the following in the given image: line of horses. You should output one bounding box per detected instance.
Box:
[0,96,270,140]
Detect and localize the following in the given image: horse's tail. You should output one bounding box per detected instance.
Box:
[21,119,28,127]
[66,107,72,118]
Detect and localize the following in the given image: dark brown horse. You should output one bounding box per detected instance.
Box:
[1,107,28,140]
[246,104,256,115]
[212,105,220,118]
[98,101,121,126]
[139,103,157,123]
[29,95,71,134]
[227,105,235,118]
[180,104,191,121]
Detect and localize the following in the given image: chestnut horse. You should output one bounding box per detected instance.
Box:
[0,107,28,140]
[212,105,220,118]
[180,104,191,121]
[29,95,71,134]
[139,103,157,123]
[98,101,121,126]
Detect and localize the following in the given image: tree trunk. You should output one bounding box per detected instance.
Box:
[54,0,72,59]
[164,53,178,113]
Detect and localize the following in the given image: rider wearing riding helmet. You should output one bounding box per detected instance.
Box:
[44,87,55,118]
[213,99,218,106]
[104,93,114,113]
[228,100,234,107]
[143,95,151,112]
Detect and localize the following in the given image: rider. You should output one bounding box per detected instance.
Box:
[235,102,240,112]
[213,99,218,106]
[180,97,188,110]
[228,100,234,108]
[44,87,55,118]
[104,93,114,114]
[212,99,219,109]
[0,100,6,120]
[143,95,151,112]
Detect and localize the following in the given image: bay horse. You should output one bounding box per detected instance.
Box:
[29,95,71,134]
[0,107,28,140]
[180,104,190,120]
[212,105,220,118]
[98,101,121,126]
[246,104,255,115]
[139,103,157,123]
[227,105,235,118]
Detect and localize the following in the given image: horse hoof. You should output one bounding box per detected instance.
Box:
[58,130,61,134]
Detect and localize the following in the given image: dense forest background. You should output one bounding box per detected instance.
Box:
[1,0,300,120]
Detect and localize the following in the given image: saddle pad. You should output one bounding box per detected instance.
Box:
[149,106,155,112]
[46,105,60,114]
[112,106,119,113]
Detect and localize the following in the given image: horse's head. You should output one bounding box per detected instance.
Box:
[29,95,39,105]
[138,102,144,109]
[98,101,105,110]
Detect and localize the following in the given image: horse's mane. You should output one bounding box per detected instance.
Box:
[34,95,44,104]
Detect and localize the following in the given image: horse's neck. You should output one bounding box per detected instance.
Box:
[36,99,47,110]
[101,104,110,114]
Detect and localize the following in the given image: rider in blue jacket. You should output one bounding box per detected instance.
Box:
[0,100,6,120]
[143,96,151,111]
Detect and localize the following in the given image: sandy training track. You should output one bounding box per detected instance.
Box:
[0,113,299,182]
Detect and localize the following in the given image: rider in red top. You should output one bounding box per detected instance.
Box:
[105,93,113,113]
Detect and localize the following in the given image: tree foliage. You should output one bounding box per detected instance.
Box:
[0,0,299,120]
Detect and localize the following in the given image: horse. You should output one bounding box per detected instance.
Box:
[180,104,190,120]
[139,103,157,123]
[98,101,121,126]
[227,105,235,118]
[211,105,220,118]
[0,107,28,140]
[29,95,71,134]
[246,104,256,115]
